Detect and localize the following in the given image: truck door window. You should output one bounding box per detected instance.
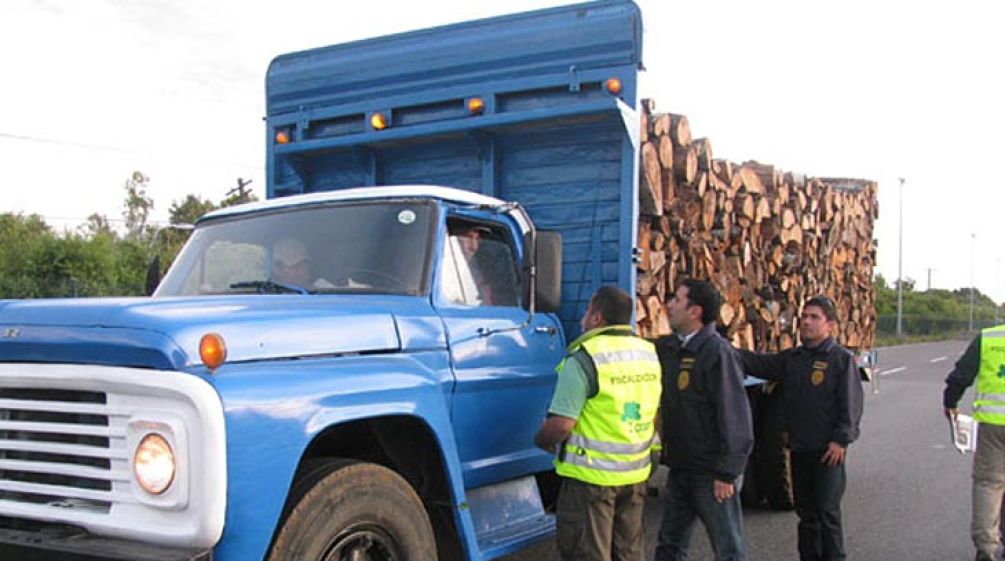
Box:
[442,222,520,307]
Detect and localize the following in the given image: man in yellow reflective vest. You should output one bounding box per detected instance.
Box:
[535,286,662,561]
[944,324,1005,561]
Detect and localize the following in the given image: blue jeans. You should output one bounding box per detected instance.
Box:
[653,470,747,561]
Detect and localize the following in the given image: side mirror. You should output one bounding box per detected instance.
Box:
[145,255,161,296]
[533,231,562,313]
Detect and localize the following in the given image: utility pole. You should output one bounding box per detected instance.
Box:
[896,178,905,337]
[926,267,936,291]
[997,257,1001,324]
[228,178,253,203]
[970,233,976,332]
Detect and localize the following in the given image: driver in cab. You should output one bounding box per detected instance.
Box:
[271,238,335,290]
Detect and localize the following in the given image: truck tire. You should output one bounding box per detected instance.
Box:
[755,389,794,511]
[269,459,437,561]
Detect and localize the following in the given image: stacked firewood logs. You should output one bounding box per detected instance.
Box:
[635,99,878,352]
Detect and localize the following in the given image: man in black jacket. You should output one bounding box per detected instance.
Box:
[654,279,753,561]
[739,295,864,561]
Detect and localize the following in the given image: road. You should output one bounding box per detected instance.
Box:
[503,338,977,560]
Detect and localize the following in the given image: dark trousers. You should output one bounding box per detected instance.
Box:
[791,450,847,561]
[653,470,747,561]
[556,477,647,561]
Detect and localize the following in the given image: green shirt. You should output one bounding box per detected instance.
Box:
[548,353,590,419]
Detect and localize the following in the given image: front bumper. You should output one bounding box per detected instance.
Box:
[0,521,210,561]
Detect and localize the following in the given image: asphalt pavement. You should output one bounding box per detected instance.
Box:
[502,338,979,561]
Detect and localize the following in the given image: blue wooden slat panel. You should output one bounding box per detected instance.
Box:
[561,241,622,263]
[381,140,482,190]
[266,1,641,115]
[496,119,625,336]
[548,223,620,243]
[513,185,619,213]
[303,152,366,194]
[561,262,620,284]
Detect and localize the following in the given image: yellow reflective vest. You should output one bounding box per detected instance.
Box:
[554,325,662,486]
[975,324,1005,425]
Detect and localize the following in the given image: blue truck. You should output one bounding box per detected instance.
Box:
[0,1,873,560]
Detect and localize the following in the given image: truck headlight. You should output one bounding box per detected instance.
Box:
[134,433,176,495]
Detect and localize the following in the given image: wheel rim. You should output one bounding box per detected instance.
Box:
[321,524,403,561]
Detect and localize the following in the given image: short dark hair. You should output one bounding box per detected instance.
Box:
[805,295,838,322]
[681,279,722,325]
[590,286,633,325]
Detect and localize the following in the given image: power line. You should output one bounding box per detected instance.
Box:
[27,215,168,225]
[0,131,136,154]
[0,131,264,170]
[1,213,171,227]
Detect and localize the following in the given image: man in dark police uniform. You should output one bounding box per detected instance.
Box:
[738,295,864,561]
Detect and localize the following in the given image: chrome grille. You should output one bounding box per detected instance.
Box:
[0,388,129,513]
[0,363,226,548]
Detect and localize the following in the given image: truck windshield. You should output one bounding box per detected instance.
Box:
[155,201,435,296]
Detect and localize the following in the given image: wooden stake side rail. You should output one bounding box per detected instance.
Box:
[636,100,878,352]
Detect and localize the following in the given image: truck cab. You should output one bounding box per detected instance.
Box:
[0,185,573,561]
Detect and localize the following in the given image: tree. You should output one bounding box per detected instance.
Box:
[81,213,114,238]
[0,213,56,297]
[123,171,154,241]
[875,272,1002,337]
[0,176,264,298]
[169,194,216,225]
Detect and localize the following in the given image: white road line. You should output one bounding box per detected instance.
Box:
[880,367,906,376]
[930,356,948,363]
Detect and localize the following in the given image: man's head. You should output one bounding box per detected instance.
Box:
[667,279,721,335]
[581,285,633,333]
[453,225,487,259]
[271,238,311,286]
[800,295,838,346]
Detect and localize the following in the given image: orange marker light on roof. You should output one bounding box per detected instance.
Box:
[199,333,227,373]
[605,78,623,96]
[370,112,388,131]
[467,97,485,115]
[275,130,290,144]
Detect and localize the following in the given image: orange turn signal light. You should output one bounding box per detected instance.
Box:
[467,97,485,115]
[199,333,227,372]
[370,112,389,131]
[275,130,290,144]
[605,78,623,96]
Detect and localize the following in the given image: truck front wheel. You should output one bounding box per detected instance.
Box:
[269,459,437,561]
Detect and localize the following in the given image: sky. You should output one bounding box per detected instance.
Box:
[2,0,1004,302]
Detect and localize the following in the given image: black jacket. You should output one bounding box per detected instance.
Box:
[943,333,981,408]
[740,337,864,452]
[655,324,753,482]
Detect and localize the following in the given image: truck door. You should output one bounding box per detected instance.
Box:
[435,217,563,489]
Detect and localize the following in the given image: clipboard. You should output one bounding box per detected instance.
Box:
[950,414,978,454]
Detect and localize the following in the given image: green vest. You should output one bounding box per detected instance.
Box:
[975,324,1005,425]
[554,325,662,486]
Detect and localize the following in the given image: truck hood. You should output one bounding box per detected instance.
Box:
[0,296,406,370]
